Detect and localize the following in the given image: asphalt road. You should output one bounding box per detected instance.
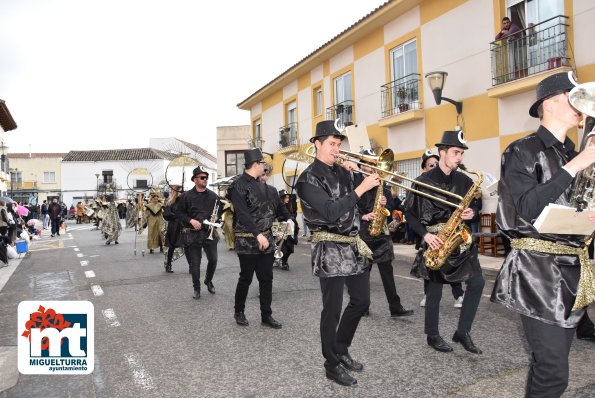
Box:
[0,221,594,397]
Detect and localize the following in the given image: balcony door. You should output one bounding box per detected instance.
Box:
[507,0,564,74]
[390,39,418,112]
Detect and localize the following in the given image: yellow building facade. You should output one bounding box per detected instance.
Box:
[238,0,595,212]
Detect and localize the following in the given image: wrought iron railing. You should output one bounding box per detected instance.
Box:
[490,15,570,86]
[99,179,118,193]
[278,122,299,147]
[381,73,422,118]
[326,100,354,129]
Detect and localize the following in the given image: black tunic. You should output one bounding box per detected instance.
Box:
[177,187,220,244]
[228,172,290,255]
[163,199,183,248]
[295,158,368,277]
[404,165,480,284]
[491,126,586,328]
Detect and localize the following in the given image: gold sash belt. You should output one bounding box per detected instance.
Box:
[511,237,595,310]
[312,231,373,260]
[234,230,271,238]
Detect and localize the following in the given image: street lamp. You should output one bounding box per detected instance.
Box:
[95,173,100,196]
[425,71,463,115]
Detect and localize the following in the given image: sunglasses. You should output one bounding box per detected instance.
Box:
[427,163,437,168]
[196,176,208,180]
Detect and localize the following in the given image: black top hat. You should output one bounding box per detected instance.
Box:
[529,72,575,118]
[421,149,440,169]
[309,120,347,143]
[435,130,469,150]
[278,189,289,198]
[190,166,209,181]
[244,148,264,167]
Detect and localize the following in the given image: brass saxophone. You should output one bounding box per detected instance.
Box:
[368,180,391,237]
[423,165,484,271]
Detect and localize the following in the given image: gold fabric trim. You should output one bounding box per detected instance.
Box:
[234,230,271,238]
[312,231,373,260]
[511,237,595,310]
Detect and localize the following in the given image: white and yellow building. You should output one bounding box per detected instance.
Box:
[238,0,595,212]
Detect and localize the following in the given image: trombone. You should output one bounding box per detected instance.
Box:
[304,145,464,209]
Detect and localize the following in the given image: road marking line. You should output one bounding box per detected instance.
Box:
[80,260,89,266]
[85,270,96,278]
[124,353,155,390]
[89,255,99,258]
[395,275,423,283]
[74,248,80,252]
[102,308,121,327]
[76,253,84,257]
[91,285,104,296]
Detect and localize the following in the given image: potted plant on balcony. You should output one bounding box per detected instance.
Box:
[397,86,409,113]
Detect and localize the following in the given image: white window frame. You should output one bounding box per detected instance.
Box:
[43,171,56,183]
[333,72,352,105]
[314,87,322,116]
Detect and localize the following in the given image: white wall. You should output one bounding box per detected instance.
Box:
[421,0,494,105]
[61,159,166,207]
[354,47,385,125]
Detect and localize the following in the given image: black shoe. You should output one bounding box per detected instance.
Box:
[234,312,249,326]
[164,262,173,273]
[362,309,370,317]
[192,289,200,299]
[577,331,595,341]
[391,307,414,317]
[115,241,118,244]
[452,331,482,354]
[281,263,289,270]
[105,242,110,245]
[149,249,154,254]
[261,315,282,329]
[204,280,215,294]
[427,334,453,352]
[338,353,363,372]
[325,363,357,387]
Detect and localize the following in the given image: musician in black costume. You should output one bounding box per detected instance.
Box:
[276,189,298,270]
[295,120,380,387]
[354,150,413,318]
[177,166,221,300]
[491,72,595,397]
[405,131,484,355]
[229,148,291,329]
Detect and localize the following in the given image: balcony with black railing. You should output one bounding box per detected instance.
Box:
[279,122,299,147]
[326,100,354,130]
[490,15,570,86]
[381,74,422,119]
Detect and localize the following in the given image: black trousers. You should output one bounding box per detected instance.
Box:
[185,240,218,290]
[319,271,370,367]
[234,253,274,317]
[423,279,464,299]
[424,272,485,336]
[370,261,402,313]
[521,315,575,398]
[576,311,594,336]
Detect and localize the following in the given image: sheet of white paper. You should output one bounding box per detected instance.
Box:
[533,203,595,235]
